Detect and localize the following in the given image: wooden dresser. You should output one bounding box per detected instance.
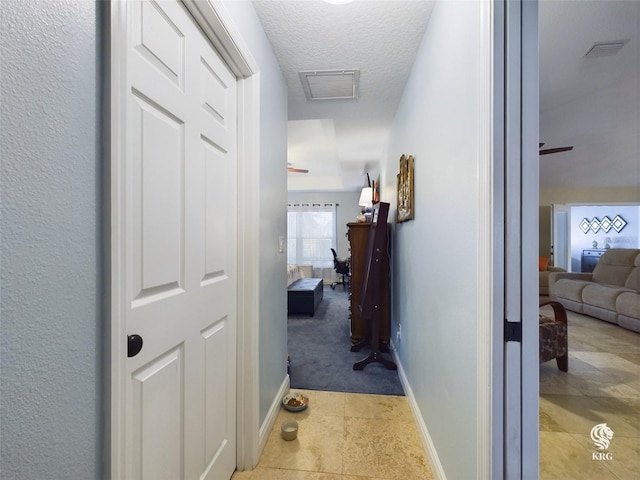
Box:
[346,222,391,349]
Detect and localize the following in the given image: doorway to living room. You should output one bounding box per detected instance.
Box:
[538,0,640,477]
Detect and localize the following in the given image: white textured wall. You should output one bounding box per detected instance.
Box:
[540,186,640,205]
[0,1,102,478]
[382,2,482,479]
[222,1,290,425]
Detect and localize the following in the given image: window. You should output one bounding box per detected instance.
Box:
[287,203,337,268]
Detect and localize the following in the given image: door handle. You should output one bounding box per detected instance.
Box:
[127,334,143,357]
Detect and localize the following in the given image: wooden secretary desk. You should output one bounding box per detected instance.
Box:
[346,222,391,350]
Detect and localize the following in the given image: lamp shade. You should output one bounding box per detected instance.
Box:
[358,187,373,207]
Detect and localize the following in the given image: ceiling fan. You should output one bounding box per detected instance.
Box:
[539,142,574,155]
[287,162,308,173]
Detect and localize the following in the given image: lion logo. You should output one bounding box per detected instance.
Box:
[590,423,614,450]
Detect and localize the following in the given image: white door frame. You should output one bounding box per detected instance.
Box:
[477,1,539,476]
[551,203,571,271]
[520,2,540,477]
[491,0,539,478]
[476,0,497,477]
[181,2,262,470]
[106,0,261,476]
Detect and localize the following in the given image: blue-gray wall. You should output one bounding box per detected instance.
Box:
[1,1,103,478]
[381,2,483,478]
[1,0,289,476]
[195,1,290,429]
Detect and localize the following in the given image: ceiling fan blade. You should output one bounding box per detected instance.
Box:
[539,146,573,155]
[287,167,309,173]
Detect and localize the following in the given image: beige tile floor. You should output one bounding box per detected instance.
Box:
[539,303,640,480]
[233,306,639,480]
[231,390,434,480]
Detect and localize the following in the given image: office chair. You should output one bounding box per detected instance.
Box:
[330,248,350,290]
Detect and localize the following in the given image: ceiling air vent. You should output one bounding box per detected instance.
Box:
[584,40,628,58]
[299,69,359,101]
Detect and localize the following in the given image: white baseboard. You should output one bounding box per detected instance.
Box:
[391,345,447,480]
[258,375,290,454]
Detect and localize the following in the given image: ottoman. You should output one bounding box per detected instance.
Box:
[288,278,323,316]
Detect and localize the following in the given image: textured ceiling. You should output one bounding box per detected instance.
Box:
[539,0,639,189]
[253,0,639,192]
[252,0,434,191]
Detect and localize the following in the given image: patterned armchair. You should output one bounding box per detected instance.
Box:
[539,300,568,371]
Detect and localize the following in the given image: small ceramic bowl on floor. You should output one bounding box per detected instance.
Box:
[282,392,309,412]
[281,420,298,441]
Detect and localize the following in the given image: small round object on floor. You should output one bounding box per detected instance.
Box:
[281,420,298,441]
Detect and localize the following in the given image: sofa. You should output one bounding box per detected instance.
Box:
[548,248,640,333]
[287,264,313,287]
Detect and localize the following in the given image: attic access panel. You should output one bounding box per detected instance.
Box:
[299,69,360,101]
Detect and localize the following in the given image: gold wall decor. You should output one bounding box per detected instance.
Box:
[397,154,414,223]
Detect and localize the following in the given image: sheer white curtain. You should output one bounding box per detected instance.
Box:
[287,203,337,283]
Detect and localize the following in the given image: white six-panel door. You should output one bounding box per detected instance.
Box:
[112,1,237,478]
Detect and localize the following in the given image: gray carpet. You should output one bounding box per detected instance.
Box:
[287,285,404,396]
